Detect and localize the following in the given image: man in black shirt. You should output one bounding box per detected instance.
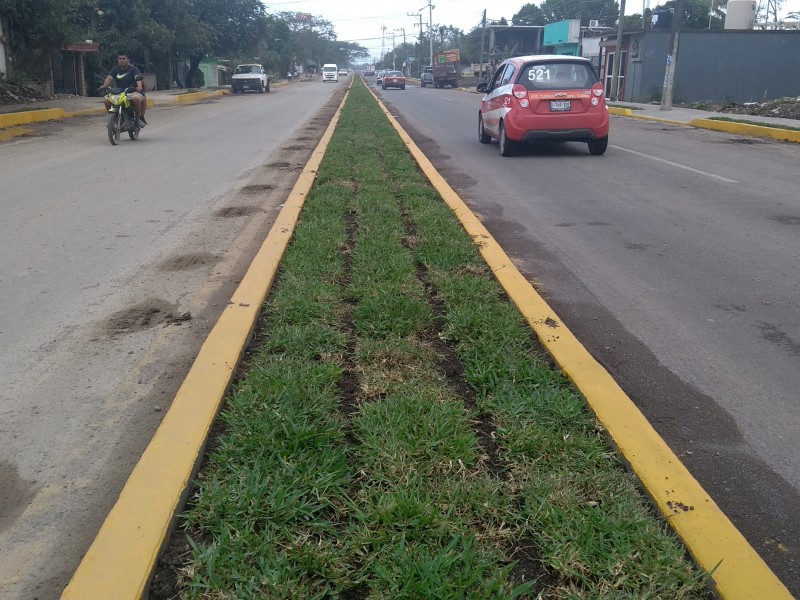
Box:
[101,51,146,127]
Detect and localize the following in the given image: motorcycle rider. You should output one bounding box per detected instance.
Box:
[100,51,146,128]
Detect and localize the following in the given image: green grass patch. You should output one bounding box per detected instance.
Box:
[174,76,711,598]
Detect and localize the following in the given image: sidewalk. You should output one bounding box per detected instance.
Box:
[607,100,800,142]
[0,88,231,130]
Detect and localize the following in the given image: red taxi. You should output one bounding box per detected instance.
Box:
[382,70,406,90]
[477,55,609,157]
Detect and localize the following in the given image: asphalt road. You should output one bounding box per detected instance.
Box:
[0,81,346,600]
[375,80,800,593]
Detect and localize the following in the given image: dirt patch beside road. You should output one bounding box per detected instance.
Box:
[688,97,800,121]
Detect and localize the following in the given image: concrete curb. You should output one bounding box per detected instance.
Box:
[0,99,155,128]
[368,86,793,599]
[61,89,348,599]
[171,89,230,104]
[690,117,800,143]
[608,106,800,143]
[0,91,224,130]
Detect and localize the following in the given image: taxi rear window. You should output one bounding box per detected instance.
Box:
[518,62,597,90]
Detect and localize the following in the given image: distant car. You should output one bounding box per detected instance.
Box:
[231,63,270,93]
[477,55,609,157]
[322,63,339,83]
[376,70,385,86]
[382,71,406,90]
[420,66,433,88]
[338,68,348,77]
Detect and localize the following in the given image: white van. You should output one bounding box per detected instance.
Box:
[322,64,339,83]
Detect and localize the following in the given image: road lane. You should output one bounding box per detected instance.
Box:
[0,81,346,600]
[376,83,800,593]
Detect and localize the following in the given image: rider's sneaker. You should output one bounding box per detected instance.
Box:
[137,118,147,128]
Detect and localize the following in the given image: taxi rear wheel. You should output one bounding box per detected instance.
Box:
[588,136,608,155]
[478,113,490,144]
[498,121,515,157]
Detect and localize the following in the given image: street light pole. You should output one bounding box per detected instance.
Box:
[610,0,626,101]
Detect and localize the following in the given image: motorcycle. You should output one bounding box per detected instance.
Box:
[101,74,144,145]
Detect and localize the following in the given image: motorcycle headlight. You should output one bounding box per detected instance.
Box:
[108,94,122,104]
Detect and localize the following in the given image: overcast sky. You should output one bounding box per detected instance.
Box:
[265,0,800,60]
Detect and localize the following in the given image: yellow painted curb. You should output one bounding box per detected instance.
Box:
[608,106,800,143]
[612,110,689,127]
[173,89,230,104]
[367,87,793,600]
[0,98,156,130]
[0,108,69,128]
[61,90,349,600]
[691,117,800,143]
[607,106,634,117]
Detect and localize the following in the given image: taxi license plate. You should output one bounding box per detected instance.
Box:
[550,100,571,112]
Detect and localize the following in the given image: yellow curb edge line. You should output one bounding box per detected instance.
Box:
[61,89,349,600]
[0,107,70,127]
[0,94,185,130]
[608,106,800,143]
[690,117,800,143]
[368,84,793,600]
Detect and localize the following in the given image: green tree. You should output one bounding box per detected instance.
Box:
[0,0,85,78]
[622,13,644,28]
[461,25,487,65]
[278,11,337,73]
[539,0,620,26]
[513,3,547,25]
[92,0,174,65]
[185,0,268,86]
[655,0,724,29]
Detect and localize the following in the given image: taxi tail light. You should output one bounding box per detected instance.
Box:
[512,84,530,108]
[592,82,604,97]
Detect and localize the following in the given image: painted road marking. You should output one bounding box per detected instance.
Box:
[610,145,738,183]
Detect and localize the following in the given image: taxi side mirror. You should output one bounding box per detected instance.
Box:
[476,82,487,93]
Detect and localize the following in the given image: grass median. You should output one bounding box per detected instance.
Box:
[168,77,710,598]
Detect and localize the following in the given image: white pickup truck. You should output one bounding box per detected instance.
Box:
[231,64,270,93]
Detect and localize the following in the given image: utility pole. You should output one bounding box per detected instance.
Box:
[381,25,386,69]
[420,0,435,67]
[408,12,423,74]
[660,0,685,110]
[479,9,487,79]
[609,0,626,101]
[395,28,408,75]
[390,31,397,70]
